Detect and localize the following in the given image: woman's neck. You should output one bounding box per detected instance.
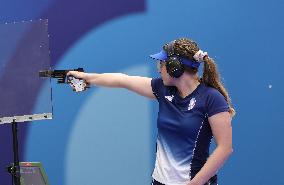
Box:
[175,77,200,98]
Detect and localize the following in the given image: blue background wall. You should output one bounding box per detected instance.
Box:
[0,0,284,184]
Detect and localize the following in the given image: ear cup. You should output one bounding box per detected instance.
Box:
[166,57,185,78]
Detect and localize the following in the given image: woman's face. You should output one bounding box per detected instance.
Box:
[157,61,175,86]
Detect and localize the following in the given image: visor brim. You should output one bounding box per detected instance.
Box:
[150,50,168,61]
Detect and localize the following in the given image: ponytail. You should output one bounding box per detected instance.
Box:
[202,56,236,117]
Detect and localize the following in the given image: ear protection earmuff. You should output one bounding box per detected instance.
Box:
[165,41,185,78]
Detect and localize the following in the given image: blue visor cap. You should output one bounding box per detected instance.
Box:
[150,50,200,68]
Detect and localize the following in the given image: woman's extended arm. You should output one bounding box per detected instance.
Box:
[66,71,156,99]
[188,112,233,185]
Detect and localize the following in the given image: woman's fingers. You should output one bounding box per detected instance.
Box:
[67,71,84,79]
[66,71,77,77]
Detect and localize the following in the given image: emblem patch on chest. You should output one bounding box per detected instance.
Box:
[165,95,174,102]
[188,97,196,110]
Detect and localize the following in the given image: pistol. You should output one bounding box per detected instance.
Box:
[39,68,89,92]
